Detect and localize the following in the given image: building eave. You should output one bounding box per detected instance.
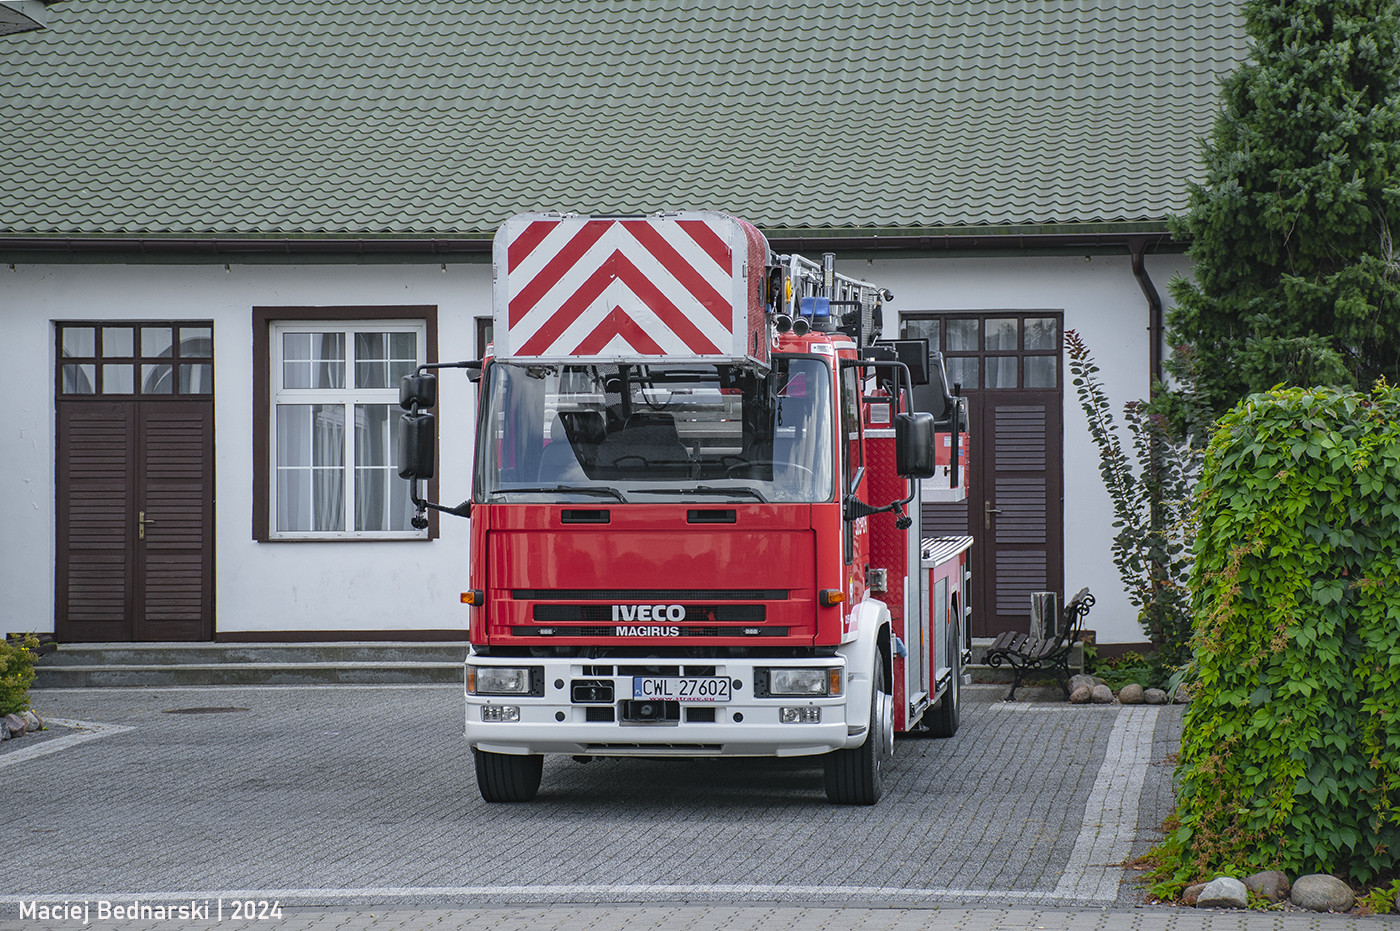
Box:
[0,222,1186,264]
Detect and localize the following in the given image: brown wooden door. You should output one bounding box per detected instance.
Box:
[56,400,214,641]
[55,323,215,642]
[904,313,1063,638]
[979,391,1063,637]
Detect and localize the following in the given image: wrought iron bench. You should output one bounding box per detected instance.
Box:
[985,587,1095,700]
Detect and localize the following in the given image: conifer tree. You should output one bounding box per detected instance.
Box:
[1167,0,1400,418]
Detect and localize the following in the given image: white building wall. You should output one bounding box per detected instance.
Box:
[869,250,1190,645]
[1,260,490,638]
[1,251,1186,643]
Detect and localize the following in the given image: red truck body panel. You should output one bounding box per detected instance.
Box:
[470,503,857,649]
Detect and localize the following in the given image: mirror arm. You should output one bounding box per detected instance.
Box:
[408,480,471,530]
[418,359,482,374]
[844,479,916,522]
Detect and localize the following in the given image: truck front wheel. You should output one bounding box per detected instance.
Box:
[824,660,892,805]
[473,749,544,802]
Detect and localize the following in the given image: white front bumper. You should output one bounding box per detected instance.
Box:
[463,654,869,758]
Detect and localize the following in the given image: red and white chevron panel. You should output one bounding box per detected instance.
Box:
[493,212,769,366]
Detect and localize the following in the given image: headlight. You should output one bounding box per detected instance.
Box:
[767,667,842,697]
[467,665,539,696]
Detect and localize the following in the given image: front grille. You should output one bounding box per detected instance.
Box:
[533,604,766,623]
[513,589,788,600]
[512,625,789,638]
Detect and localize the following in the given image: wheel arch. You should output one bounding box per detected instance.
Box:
[838,599,893,746]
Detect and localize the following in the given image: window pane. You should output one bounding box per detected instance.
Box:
[283,332,345,389]
[355,404,411,531]
[276,470,311,534]
[61,363,96,394]
[61,327,96,358]
[179,363,213,394]
[141,363,173,394]
[946,356,979,390]
[390,332,418,384]
[903,318,939,347]
[986,356,1018,388]
[1024,317,1059,351]
[985,318,1018,351]
[946,319,979,351]
[276,404,345,532]
[180,327,213,357]
[142,327,173,358]
[102,363,134,393]
[283,358,309,390]
[355,331,418,389]
[1024,356,1058,388]
[313,334,345,388]
[277,406,312,468]
[354,332,390,389]
[283,333,311,361]
[103,327,134,357]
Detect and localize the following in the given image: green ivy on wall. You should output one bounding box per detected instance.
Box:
[1150,383,1400,891]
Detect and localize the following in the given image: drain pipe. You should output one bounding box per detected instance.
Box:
[1129,237,1164,394]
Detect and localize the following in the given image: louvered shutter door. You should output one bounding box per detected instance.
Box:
[56,403,137,641]
[982,393,1063,636]
[138,401,214,640]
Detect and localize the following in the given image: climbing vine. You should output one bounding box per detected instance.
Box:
[1149,383,1400,891]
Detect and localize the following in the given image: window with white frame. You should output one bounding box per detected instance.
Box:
[270,321,426,537]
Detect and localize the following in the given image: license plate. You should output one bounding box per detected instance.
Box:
[632,676,731,703]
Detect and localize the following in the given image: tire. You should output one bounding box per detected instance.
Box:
[928,618,962,738]
[474,748,544,802]
[824,658,893,805]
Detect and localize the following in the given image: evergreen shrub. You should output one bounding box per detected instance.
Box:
[0,634,39,716]
[1151,384,1400,891]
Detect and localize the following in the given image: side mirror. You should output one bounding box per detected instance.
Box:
[895,411,937,479]
[399,372,437,410]
[397,411,436,479]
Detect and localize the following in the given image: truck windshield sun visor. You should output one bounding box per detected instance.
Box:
[475,360,835,504]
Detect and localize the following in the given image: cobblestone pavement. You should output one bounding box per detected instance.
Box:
[2,904,1391,931]
[3,684,1386,930]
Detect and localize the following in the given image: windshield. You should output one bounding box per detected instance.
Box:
[475,358,834,504]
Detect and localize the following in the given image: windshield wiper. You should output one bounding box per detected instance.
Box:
[632,485,769,503]
[493,485,628,502]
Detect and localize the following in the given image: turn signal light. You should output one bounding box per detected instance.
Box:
[819,589,845,607]
[461,590,484,605]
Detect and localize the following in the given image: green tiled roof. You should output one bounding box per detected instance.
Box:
[0,0,1247,239]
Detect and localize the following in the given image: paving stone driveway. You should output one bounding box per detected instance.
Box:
[1,684,1181,910]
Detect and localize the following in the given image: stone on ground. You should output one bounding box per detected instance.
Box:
[1197,876,1248,909]
[1290,874,1354,912]
[1243,870,1291,903]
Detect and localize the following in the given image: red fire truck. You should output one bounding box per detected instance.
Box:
[398,212,972,804]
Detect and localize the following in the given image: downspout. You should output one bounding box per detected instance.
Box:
[1128,237,1164,394]
[1128,241,1168,651]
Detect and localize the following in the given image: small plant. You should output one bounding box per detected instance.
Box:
[1359,878,1400,915]
[0,634,39,715]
